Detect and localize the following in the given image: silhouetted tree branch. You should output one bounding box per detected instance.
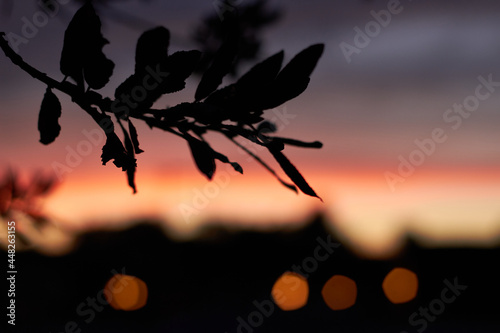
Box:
[1,2,323,199]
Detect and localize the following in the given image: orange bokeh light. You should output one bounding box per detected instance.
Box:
[321,275,357,310]
[104,274,148,311]
[382,267,418,304]
[271,272,309,311]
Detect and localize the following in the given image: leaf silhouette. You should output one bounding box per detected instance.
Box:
[227,135,297,193]
[186,134,216,180]
[128,120,144,154]
[273,137,323,149]
[134,26,170,73]
[114,27,169,106]
[202,50,284,116]
[115,27,200,116]
[60,5,87,88]
[84,51,115,90]
[200,46,321,124]
[161,50,201,94]
[260,43,324,110]
[101,131,137,193]
[257,120,277,133]
[278,44,324,82]
[195,29,239,101]
[38,87,62,145]
[60,2,114,91]
[268,147,321,200]
[212,151,243,174]
[101,132,128,168]
[236,50,283,90]
[118,120,137,193]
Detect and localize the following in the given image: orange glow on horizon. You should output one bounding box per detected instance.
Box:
[37,166,500,257]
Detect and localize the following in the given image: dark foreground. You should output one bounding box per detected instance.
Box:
[4,215,500,333]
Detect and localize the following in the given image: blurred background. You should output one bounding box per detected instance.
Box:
[1,0,500,331]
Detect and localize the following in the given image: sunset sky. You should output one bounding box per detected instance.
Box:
[2,0,500,257]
